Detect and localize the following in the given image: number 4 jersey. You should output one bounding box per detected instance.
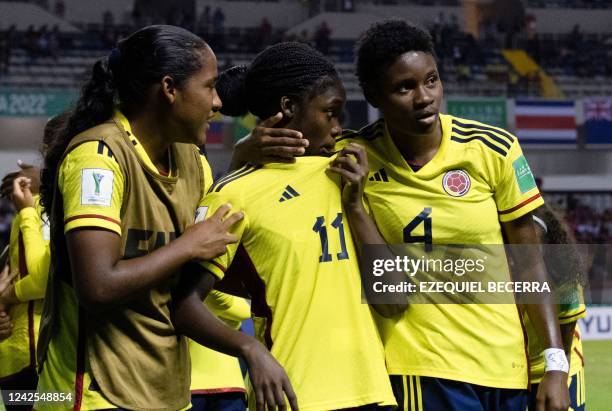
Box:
[199,157,395,411]
[337,114,544,389]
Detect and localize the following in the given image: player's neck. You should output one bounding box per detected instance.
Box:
[387,119,442,167]
[127,111,171,172]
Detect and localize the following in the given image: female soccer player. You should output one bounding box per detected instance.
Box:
[526,204,587,411]
[199,41,396,411]
[336,20,569,411]
[35,25,295,411]
[0,174,49,401]
[0,115,64,406]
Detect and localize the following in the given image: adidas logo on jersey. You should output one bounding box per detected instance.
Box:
[279,185,300,202]
[369,168,389,182]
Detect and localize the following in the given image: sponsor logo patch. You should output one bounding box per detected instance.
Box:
[81,168,114,206]
[512,155,537,193]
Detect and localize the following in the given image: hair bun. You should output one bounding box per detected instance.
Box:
[217,65,249,116]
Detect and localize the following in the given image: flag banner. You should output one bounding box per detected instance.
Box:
[514,100,577,147]
[206,120,225,147]
[447,98,507,129]
[584,98,612,148]
[232,113,258,143]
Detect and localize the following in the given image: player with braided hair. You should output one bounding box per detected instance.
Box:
[526,203,587,411]
[34,25,296,411]
[198,42,396,411]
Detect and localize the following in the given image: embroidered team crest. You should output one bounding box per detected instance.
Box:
[442,170,471,197]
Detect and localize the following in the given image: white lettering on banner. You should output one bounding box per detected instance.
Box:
[579,306,612,341]
[0,94,48,115]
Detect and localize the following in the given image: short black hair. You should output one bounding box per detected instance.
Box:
[217,42,340,119]
[356,20,436,89]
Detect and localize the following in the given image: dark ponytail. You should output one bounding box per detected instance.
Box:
[217,41,339,119]
[40,25,209,212]
[39,59,115,212]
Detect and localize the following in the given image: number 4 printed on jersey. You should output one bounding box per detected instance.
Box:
[313,213,349,262]
[404,207,433,251]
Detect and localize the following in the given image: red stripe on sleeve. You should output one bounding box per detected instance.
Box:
[210,260,227,273]
[499,193,542,215]
[65,214,121,226]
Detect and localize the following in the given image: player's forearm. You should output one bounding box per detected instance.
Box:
[503,214,563,348]
[18,210,50,300]
[345,205,386,246]
[68,230,195,312]
[20,207,50,279]
[512,254,562,348]
[345,206,408,316]
[173,291,254,357]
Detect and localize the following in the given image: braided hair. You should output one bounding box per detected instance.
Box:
[534,203,586,290]
[217,42,340,119]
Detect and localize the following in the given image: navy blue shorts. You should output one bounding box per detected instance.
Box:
[528,369,585,411]
[189,392,246,411]
[390,375,528,411]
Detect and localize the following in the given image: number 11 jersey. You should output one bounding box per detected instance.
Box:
[199,156,395,411]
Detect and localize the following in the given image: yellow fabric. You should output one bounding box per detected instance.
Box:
[0,197,47,378]
[190,290,250,393]
[59,141,124,236]
[13,197,51,301]
[337,114,544,389]
[37,112,213,410]
[199,157,396,411]
[36,281,116,411]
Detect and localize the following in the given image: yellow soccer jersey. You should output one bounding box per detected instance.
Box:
[36,112,213,411]
[337,114,544,389]
[190,290,249,394]
[525,299,586,384]
[0,195,48,379]
[199,157,396,411]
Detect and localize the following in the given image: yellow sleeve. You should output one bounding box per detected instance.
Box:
[205,290,251,328]
[13,201,50,301]
[197,188,248,280]
[59,141,124,235]
[558,285,586,324]
[494,139,544,222]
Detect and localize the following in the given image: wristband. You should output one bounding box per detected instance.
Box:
[543,348,569,373]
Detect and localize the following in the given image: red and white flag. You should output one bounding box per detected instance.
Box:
[515,100,577,147]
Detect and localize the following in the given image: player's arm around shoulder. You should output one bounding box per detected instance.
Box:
[61,141,244,313]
